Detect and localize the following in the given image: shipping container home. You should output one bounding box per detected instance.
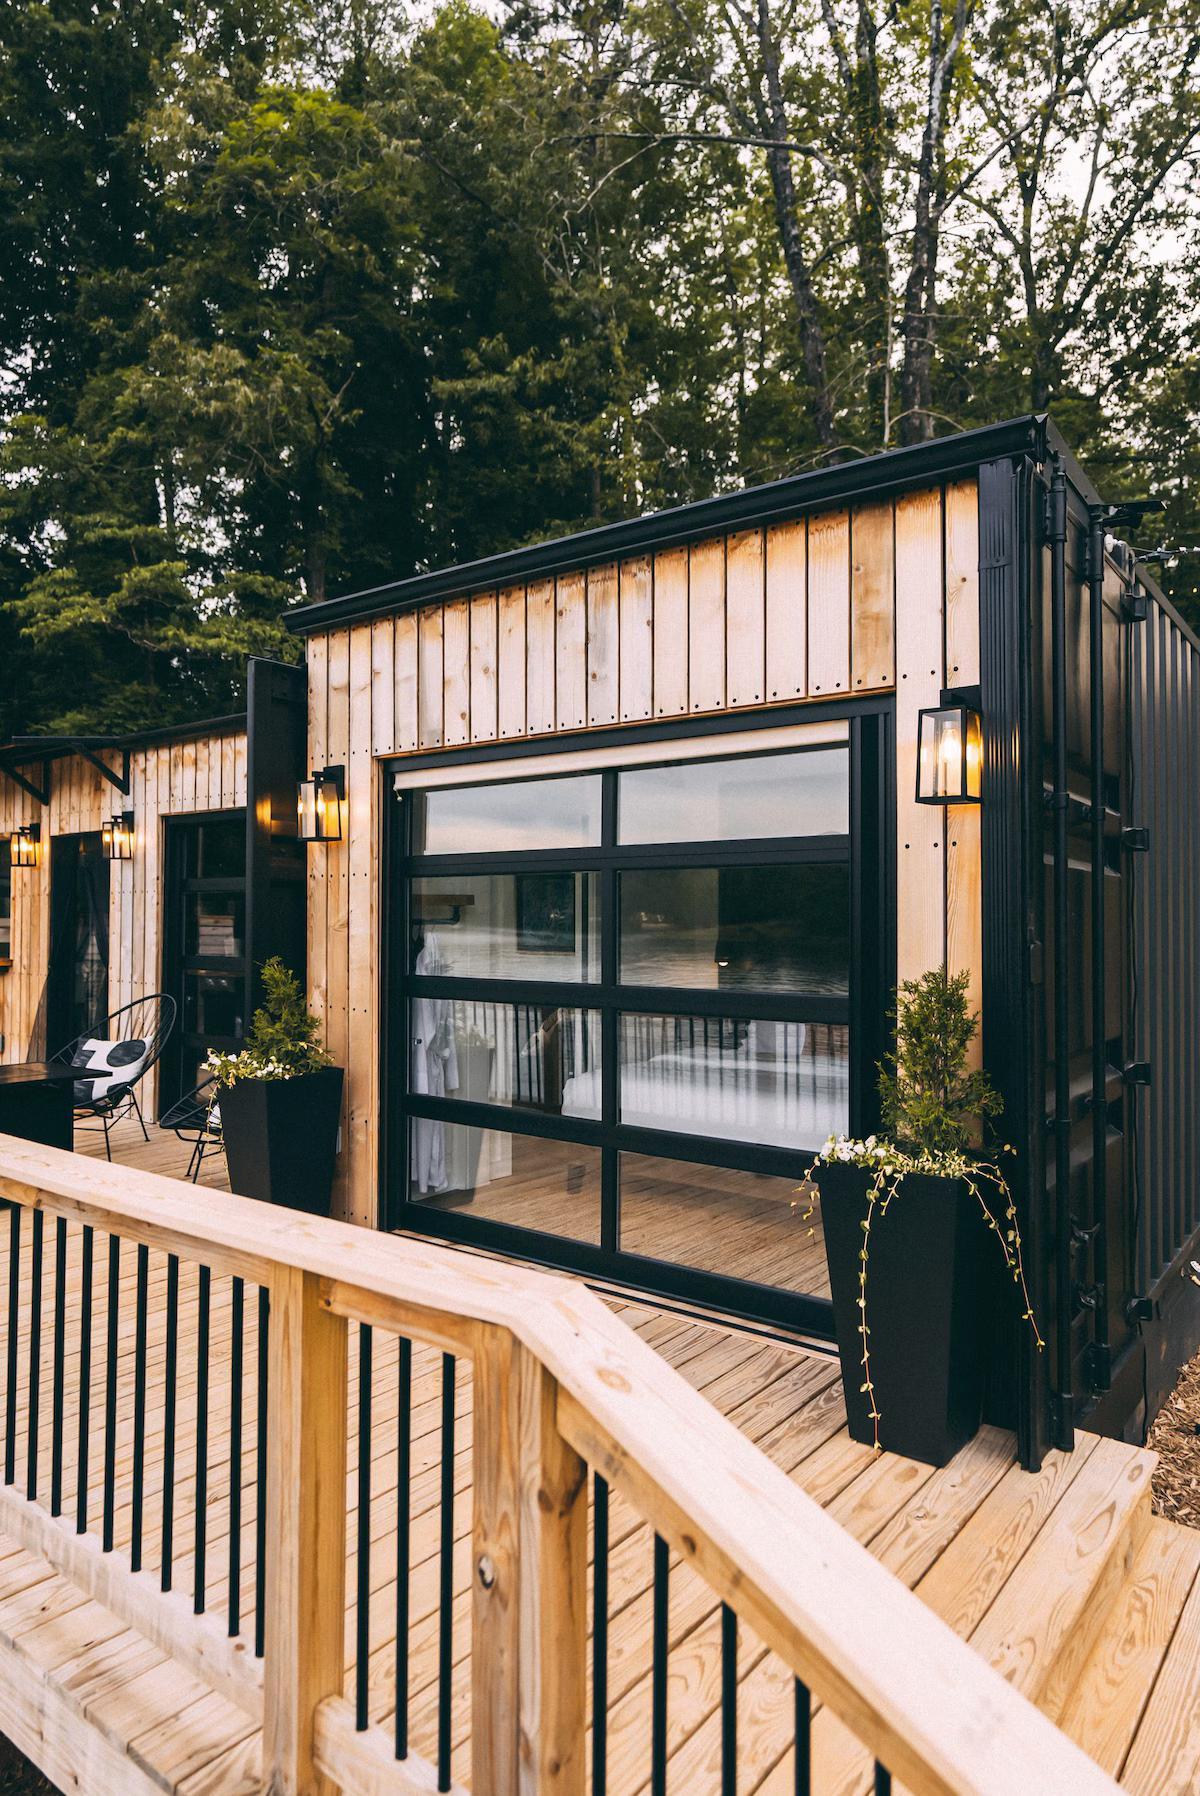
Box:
[287,414,1200,1464]
[0,659,306,1114]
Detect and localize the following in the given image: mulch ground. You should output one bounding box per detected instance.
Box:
[0,1739,57,1796]
[1149,1340,1200,1529]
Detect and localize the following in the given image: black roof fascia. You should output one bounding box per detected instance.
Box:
[0,712,247,769]
[287,415,1053,636]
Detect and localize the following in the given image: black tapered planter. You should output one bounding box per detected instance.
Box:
[816,1160,989,1466]
[219,1067,344,1215]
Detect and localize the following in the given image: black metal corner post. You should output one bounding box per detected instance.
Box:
[244,656,308,1016]
[1086,507,1111,1390]
[1046,455,1075,1451]
[978,454,1050,1470]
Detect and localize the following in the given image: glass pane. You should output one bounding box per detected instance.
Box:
[183,972,244,1040]
[619,1014,848,1149]
[0,855,10,958]
[618,746,848,844]
[409,775,602,854]
[185,892,246,961]
[409,1000,601,1119]
[411,873,600,982]
[409,1126,601,1243]
[620,864,849,994]
[197,818,244,879]
[620,1152,830,1298]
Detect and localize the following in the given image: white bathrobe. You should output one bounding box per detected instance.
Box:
[410,934,460,1194]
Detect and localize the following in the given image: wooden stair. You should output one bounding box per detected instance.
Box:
[1058,1510,1200,1794]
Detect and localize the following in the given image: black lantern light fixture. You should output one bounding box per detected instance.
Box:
[916,688,983,805]
[297,765,345,842]
[102,811,135,861]
[11,823,40,869]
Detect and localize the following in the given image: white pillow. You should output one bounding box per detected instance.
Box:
[71,1037,149,1103]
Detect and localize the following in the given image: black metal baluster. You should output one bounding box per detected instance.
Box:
[394,1335,412,1760]
[721,1603,737,1796]
[102,1234,120,1551]
[25,1210,43,1501]
[5,1204,21,1485]
[50,1218,67,1517]
[356,1323,373,1730]
[194,1263,211,1614]
[651,1533,669,1796]
[254,1286,269,1658]
[130,1243,149,1570]
[437,1353,455,1793]
[794,1679,811,1796]
[593,1473,609,1796]
[875,1765,892,1795]
[161,1252,179,1590]
[76,1225,94,1533]
[228,1275,244,1636]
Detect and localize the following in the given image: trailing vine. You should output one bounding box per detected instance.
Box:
[798,968,1045,1451]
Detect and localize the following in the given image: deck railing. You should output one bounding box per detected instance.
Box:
[0,1133,1118,1796]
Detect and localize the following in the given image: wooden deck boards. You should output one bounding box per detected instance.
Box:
[0,1116,1185,1792]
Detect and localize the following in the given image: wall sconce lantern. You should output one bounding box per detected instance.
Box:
[916,689,983,805]
[11,823,40,869]
[103,811,135,861]
[297,765,345,842]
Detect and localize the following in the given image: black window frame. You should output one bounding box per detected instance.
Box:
[0,838,10,966]
[161,809,249,1110]
[382,699,894,1337]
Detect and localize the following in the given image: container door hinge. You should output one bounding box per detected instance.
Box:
[1073,1282,1105,1316]
[1083,1341,1112,1394]
[1048,1391,1075,1444]
[1123,1060,1152,1087]
[1122,827,1150,853]
[1126,1294,1158,1324]
[1122,585,1149,623]
[1028,937,1044,986]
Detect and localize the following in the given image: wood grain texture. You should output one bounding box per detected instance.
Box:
[851,500,895,691]
[441,601,472,748]
[807,509,851,696]
[725,529,766,708]
[555,571,587,731]
[525,578,556,736]
[468,592,499,745]
[652,547,688,718]
[687,535,725,713]
[765,518,806,701]
[943,480,983,1063]
[497,584,527,741]
[586,562,620,728]
[894,486,946,984]
[618,556,653,721]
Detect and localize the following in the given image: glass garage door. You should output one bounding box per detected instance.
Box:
[388,726,885,1334]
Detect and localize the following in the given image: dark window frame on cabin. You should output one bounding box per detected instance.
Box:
[381,697,893,1337]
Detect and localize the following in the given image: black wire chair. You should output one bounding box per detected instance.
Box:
[50,993,178,1161]
[159,1074,225,1184]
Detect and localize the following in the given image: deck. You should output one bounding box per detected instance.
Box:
[0,1116,1192,1794]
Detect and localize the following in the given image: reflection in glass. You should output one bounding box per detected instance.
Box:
[409,1126,601,1243]
[409,774,602,855]
[410,873,600,982]
[184,972,243,1039]
[196,819,245,879]
[620,864,849,993]
[185,892,246,961]
[619,1152,830,1298]
[409,1000,601,1118]
[619,1014,848,1149]
[618,746,849,844]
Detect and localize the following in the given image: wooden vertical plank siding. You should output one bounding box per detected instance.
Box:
[325,630,353,1213]
[586,563,620,727]
[765,518,807,701]
[725,529,766,708]
[851,501,896,691]
[618,555,653,721]
[347,625,375,1224]
[652,547,689,717]
[498,583,527,740]
[944,480,984,1064]
[442,601,472,748]
[469,591,499,745]
[807,509,851,696]
[894,486,948,986]
[525,577,557,736]
[0,725,248,1080]
[688,535,725,712]
[556,571,587,731]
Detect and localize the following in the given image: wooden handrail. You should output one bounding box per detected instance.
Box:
[0,1135,1120,1796]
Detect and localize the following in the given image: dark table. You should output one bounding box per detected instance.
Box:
[0,1062,82,1152]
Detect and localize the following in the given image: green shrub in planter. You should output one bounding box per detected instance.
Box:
[207,958,343,1215]
[805,968,1042,1466]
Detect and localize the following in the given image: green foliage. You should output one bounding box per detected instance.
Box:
[2,0,1200,738]
[877,968,1002,1157]
[207,957,332,1086]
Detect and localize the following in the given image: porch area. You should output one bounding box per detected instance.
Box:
[0,1123,1194,1795]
